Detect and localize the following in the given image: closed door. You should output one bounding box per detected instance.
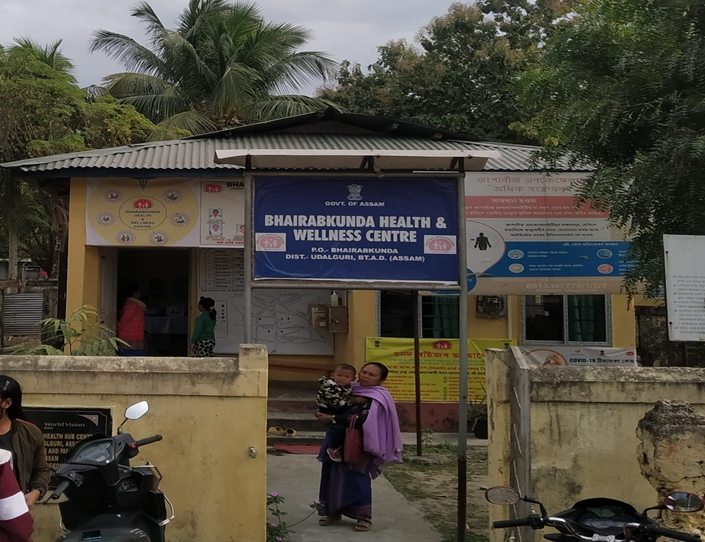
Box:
[98,248,118,333]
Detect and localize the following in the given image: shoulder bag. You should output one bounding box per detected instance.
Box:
[343,414,365,465]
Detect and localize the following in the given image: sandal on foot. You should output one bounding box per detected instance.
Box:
[318,514,341,526]
[354,520,372,532]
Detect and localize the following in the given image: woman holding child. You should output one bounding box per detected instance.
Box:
[314,362,403,532]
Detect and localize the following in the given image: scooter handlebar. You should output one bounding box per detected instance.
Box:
[493,516,543,529]
[50,480,70,500]
[494,518,534,528]
[134,435,163,448]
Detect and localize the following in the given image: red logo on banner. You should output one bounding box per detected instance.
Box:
[432,340,452,350]
[427,238,452,252]
[204,183,223,193]
[257,234,284,250]
[133,199,153,209]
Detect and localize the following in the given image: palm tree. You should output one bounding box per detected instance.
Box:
[89,0,337,135]
[9,37,76,82]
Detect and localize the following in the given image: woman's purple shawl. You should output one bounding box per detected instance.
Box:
[352,382,403,478]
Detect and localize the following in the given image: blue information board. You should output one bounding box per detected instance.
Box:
[254,177,459,283]
[479,241,632,279]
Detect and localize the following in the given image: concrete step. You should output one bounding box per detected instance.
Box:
[268,398,318,412]
[269,380,319,397]
[268,411,321,432]
[267,430,325,447]
[268,414,320,432]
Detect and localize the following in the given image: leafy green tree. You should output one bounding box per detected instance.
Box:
[0,44,85,278]
[319,1,581,142]
[318,41,446,129]
[9,37,76,81]
[514,0,705,296]
[89,0,336,135]
[0,41,184,277]
[14,184,67,277]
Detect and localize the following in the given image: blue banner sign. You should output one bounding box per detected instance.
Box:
[254,177,459,283]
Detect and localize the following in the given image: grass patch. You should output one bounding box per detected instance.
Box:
[384,444,489,542]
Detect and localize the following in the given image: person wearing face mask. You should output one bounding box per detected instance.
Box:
[0,376,51,511]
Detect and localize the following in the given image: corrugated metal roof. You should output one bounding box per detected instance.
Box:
[462,141,588,171]
[189,107,474,141]
[0,134,588,174]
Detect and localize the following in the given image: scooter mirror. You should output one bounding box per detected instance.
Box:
[485,486,521,505]
[125,401,149,421]
[664,492,705,513]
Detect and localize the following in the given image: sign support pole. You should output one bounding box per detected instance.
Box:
[413,290,422,456]
[457,173,469,542]
[244,173,253,343]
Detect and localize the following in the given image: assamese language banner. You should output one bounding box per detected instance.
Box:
[365,337,516,403]
[464,172,633,295]
[253,177,459,284]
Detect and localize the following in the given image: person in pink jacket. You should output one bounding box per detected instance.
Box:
[117,286,146,356]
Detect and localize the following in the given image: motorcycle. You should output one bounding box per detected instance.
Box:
[51,401,175,542]
[485,485,703,542]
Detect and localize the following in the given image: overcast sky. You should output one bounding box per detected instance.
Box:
[0,0,453,93]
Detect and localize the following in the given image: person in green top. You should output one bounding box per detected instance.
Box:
[191,297,217,357]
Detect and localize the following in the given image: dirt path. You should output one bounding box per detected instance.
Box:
[384,445,489,542]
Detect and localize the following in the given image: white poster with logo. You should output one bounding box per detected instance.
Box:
[521,346,637,367]
[199,180,245,246]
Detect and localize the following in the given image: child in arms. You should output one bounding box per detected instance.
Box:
[316,363,357,462]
